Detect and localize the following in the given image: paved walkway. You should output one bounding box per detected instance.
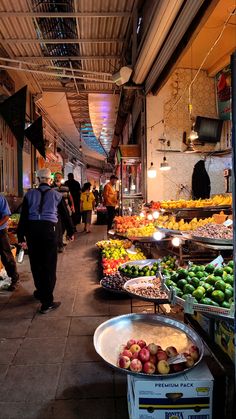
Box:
[0,225,155,419]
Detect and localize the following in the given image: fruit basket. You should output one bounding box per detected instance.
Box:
[123,276,169,303]
[93,314,204,377]
[119,259,161,278]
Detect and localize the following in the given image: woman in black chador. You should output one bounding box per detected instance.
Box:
[192,160,211,199]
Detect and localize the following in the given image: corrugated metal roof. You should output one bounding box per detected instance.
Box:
[0,0,135,155]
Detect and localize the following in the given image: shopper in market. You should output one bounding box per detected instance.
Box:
[52,172,75,252]
[80,182,95,233]
[16,168,74,314]
[0,194,19,291]
[103,175,118,231]
[65,172,81,227]
[92,186,99,207]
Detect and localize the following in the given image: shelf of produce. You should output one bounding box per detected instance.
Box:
[93,313,204,377]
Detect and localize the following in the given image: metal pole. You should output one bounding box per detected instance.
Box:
[231,51,236,380]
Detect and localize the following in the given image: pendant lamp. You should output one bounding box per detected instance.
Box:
[147,162,157,178]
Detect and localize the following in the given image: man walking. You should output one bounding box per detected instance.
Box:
[0,194,19,291]
[17,168,74,314]
[103,175,118,231]
[65,173,81,227]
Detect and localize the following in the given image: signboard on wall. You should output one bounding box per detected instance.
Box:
[215,65,231,120]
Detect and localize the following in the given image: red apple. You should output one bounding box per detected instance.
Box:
[118,355,130,369]
[172,363,185,372]
[157,360,170,374]
[143,361,156,374]
[156,350,168,361]
[131,351,140,360]
[121,349,132,359]
[165,346,178,357]
[188,345,199,361]
[147,343,158,355]
[149,354,157,364]
[137,339,146,349]
[185,355,195,368]
[126,339,137,349]
[130,344,141,354]
[138,348,150,363]
[130,358,142,372]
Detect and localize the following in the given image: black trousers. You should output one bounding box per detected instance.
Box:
[56,215,64,249]
[106,206,116,230]
[26,221,58,306]
[0,229,19,283]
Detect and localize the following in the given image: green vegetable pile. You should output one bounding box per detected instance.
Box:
[165,261,234,309]
[119,255,176,278]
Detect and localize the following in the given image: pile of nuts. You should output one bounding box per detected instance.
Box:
[100,272,129,292]
[193,223,232,240]
[125,278,168,300]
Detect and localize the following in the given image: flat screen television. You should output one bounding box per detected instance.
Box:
[195,116,223,143]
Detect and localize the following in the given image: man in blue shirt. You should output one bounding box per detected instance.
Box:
[0,195,19,290]
[16,168,74,314]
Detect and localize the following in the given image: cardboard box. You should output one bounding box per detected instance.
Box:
[214,319,234,364]
[127,362,213,419]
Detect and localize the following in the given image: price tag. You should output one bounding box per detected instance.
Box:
[223,219,233,227]
[210,254,224,267]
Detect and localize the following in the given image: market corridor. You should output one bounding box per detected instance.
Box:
[0,226,142,419]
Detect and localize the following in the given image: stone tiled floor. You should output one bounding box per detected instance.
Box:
[0,225,156,419]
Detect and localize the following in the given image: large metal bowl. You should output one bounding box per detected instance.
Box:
[93,313,204,377]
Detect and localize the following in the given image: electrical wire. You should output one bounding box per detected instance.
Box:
[148,7,236,131]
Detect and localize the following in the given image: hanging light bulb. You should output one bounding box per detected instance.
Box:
[189,127,198,141]
[147,162,157,178]
[160,156,171,171]
[79,144,82,152]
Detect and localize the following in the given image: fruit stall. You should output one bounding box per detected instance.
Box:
[94,193,235,418]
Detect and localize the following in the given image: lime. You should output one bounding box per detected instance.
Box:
[173,287,183,297]
[223,266,233,275]
[177,279,188,289]
[200,297,213,305]
[205,285,215,296]
[150,270,155,276]
[205,264,215,274]
[145,270,150,276]
[215,280,226,292]
[211,290,225,303]
[201,282,211,291]
[196,271,205,279]
[183,284,195,294]
[177,268,188,279]
[227,261,234,269]
[211,300,220,307]
[188,271,196,278]
[221,301,231,309]
[225,283,233,291]
[214,267,224,277]
[198,286,206,294]
[192,288,205,301]
[205,275,217,285]
[182,293,197,302]
[224,275,234,285]
[170,273,178,283]
[190,277,200,288]
[165,279,176,287]
[224,288,233,301]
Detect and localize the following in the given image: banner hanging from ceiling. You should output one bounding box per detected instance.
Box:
[24,116,46,158]
[0,85,27,147]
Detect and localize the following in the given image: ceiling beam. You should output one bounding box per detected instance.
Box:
[42,87,120,94]
[1,38,124,45]
[11,55,120,61]
[0,12,131,18]
[13,55,120,61]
